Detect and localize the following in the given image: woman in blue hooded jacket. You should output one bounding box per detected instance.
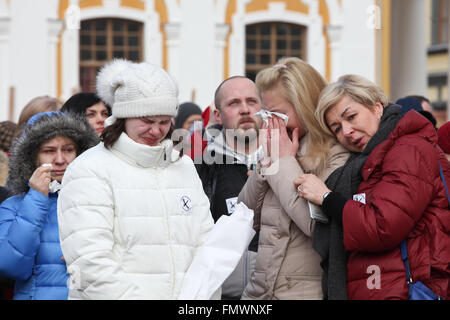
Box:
[0,111,98,300]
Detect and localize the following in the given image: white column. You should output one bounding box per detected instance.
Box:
[47,18,64,98]
[340,0,376,82]
[0,16,11,120]
[164,22,181,79]
[0,0,8,13]
[306,0,326,76]
[326,24,342,81]
[215,23,229,85]
[62,27,80,100]
[228,0,250,76]
[390,0,427,101]
[61,0,81,101]
[143,0,163,66]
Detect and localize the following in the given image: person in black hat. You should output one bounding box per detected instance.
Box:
[174,102,203,130]
[61,92,111,136]
[396,95,437,130]
[173,102,205,159]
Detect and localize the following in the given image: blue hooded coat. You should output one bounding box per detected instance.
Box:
[0,112,98,300]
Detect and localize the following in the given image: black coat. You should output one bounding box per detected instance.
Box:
[195,155,259,252]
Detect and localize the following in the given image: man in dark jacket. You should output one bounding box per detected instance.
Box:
[195,76,263,299]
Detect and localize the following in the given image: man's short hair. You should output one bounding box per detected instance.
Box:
[214,76,254,110]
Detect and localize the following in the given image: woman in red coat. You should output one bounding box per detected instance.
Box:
[294,74,449,300]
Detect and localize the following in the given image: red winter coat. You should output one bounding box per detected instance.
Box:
[343,111,450,300]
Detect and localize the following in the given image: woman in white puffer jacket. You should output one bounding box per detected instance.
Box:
[57,59,214,299]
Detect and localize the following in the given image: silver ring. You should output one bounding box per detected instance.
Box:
[297,185,301,193]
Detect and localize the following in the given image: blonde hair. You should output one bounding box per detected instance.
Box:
[18,96,62,128]
[316,74,388,136]
[255,57,332,174]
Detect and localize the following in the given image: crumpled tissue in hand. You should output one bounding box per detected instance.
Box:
[254,109,289,126]
[49,180,62,193]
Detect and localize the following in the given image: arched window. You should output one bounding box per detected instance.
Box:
[79,18,143,92]
[245,22,306,81]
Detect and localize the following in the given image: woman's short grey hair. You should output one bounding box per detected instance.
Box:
[315,74,388,136]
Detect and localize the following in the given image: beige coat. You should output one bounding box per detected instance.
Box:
[239,135,349,300]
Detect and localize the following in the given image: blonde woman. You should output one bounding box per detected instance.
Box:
[238,57,349,300]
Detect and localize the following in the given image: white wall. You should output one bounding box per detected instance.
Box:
[1,0,399,121]
[177,0,216,109]
[0,2,10,121]
[339,0,377,81]
[8,0,61,122]
[390,0,427,101]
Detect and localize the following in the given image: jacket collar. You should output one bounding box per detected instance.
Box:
[111,132,175,168]
[362,106,436,172]
[206,129,261,167]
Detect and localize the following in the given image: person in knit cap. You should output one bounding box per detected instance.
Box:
[61,92,111,136]
[57,59,214,300]
[174,102,203,130]
[395,96,423,115]
[437,121,450,161]
[396,96,437,130]
[173,102,205,159]
[0,111,98,300]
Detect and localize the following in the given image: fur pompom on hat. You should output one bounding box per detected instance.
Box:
[174,102,202,129]
[96,59,179,122]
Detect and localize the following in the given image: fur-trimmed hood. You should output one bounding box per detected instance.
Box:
[6,112,99,195]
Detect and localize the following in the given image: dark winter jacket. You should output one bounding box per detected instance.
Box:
[324,109,450,299]
[0,112,98,300]
[314,103,403,299]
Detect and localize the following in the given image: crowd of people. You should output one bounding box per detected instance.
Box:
[0,57,448,300]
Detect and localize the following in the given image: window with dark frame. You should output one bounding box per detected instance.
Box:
[79,18,143,92]
[432,0,449,45]
[245,22,306,81]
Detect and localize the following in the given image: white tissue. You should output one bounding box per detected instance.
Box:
[254,109,289,126]
[178,202,255,300]
[49,180,62,193]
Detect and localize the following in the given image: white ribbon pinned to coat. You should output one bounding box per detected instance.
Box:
[178,202,255,300]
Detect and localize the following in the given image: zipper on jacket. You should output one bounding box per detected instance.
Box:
[156,168,176,296]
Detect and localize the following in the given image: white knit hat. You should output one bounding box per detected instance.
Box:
[96,59,179,121]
